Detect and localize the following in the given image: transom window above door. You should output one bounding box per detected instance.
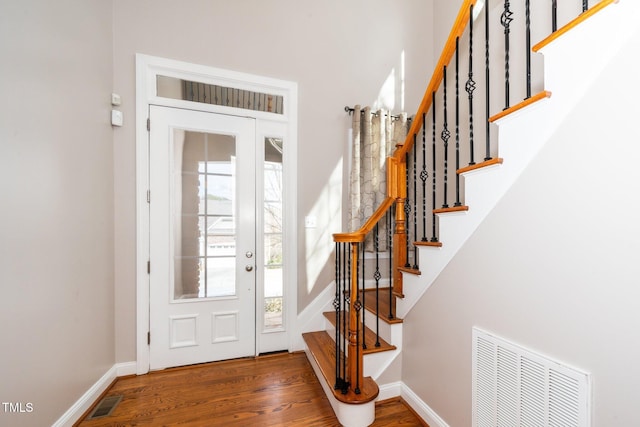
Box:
[157,75,284,115]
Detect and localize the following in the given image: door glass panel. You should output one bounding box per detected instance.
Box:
[173,129,237,300]
[263,138,283,329]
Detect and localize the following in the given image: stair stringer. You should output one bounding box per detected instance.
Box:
[398,97,553,319]
[398,0,640,319]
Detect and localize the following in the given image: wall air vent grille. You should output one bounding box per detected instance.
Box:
[473,328,590,427]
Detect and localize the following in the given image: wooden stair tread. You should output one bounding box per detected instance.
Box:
[323,312,396,354]
[398,266,421,276]
[457,157,504,174]
[488,91,551,123]
[302,331,379,405]
[433,205,469,214]
[361,288,403,324]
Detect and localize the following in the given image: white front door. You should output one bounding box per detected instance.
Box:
[149,105,256,370]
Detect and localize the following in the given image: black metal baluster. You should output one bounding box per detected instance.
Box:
[334,242,341,390]
[374,223,381,347]
[387,209,394,320]
[404,152,411,267]
[583,0,589,12]
[455,37,462,207]
[552,0,558,32]
[420,114,429,241]
[412,135,419,269]
[431,92,438,242]
[441,66,450,209]
[485,0,493,161]
[525,0,531,99]
[501,0,514,110]
[467,4,477,166]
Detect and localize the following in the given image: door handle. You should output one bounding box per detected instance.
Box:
[245,265,254,272]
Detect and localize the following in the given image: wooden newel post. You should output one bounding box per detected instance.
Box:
[348,242,363,394]
[393,159,407,297]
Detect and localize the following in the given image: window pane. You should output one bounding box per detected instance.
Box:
[263,137,283,329]
[264,265,282,298]
[264,234,282,266]
[205,256,235,297]
[264,202,282,233]
[174,257,203,300]
[172,129,237,301]
[264,297,283,329]
[157,75,284,115]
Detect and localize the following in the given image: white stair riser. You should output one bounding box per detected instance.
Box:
[303,345,376,427]
[324,311,402,349]
[324,317,402,381]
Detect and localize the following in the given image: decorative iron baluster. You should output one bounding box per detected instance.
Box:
[485,0,493,161]
[361,241,366,350]
[455,37,462,207]
[501,0,514,110]
[441,66,451,209]
[412,134,419,269]
[525,0,531,99]
[431,92,438,242]
[467,4,477,166]
[552,0,558,32]
[334,242,342,390]
[421,113,429,241]
[374,223,381,347]
[583,0,589,12]
[404,152,411,267]
[387,209,394,319]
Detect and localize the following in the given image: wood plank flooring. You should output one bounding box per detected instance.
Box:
[76,352,426,426]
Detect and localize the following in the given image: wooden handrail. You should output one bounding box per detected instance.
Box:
[395,0,478,160]
[532,0,618,53]
[329,0,608,404]
[334,0,478,244]
[331,0,479,399]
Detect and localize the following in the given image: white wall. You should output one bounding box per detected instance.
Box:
[0,1,115,426]
[401,24,640,427]
[112,0,434,362]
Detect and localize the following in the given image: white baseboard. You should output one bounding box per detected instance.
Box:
[52,361,136,427]
[377,381,402,401]
[401,383,450,427]
[375,381,448,427]
[115,361,137,377]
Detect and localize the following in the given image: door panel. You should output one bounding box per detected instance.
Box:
[149,106,256,370]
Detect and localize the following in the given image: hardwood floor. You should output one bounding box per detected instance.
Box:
[76,352,426,426]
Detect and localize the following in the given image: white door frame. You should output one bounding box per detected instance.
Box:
[135,54,298,374]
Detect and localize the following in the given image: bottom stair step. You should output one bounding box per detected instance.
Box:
[302,331,379,405]
[303,331,378,426]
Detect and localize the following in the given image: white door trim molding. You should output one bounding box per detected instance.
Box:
[136,54,298,374]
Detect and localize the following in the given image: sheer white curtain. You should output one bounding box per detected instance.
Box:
[348,105,407,250]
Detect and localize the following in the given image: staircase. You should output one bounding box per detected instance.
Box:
[301,1,639,425]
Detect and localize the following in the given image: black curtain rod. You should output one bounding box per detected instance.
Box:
[344,106,407,121]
